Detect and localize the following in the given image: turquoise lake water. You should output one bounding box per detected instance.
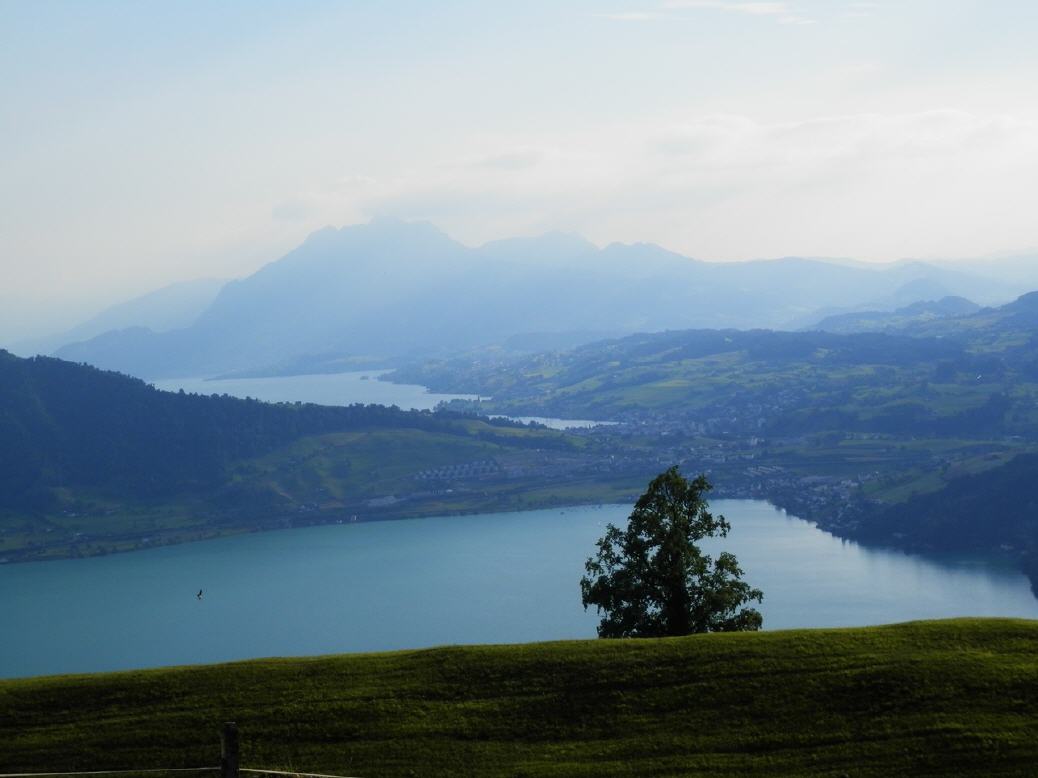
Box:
[2,500,1035,679]
[152,371,614,429]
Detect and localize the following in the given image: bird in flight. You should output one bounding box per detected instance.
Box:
[197,589,203,600]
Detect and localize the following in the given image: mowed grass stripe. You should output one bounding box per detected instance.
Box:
[1,619,1036,777]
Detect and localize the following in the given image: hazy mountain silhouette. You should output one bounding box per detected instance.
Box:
[55,219,1020,379]
[847,290,1038,343]
[12,278,225,357]
[811,296,982,334]
[934,252,1038,290]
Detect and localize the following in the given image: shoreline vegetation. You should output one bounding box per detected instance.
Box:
[0,471,653,565]
[2,619,1036,776]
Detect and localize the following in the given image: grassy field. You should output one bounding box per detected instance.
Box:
[2,619,1036,777]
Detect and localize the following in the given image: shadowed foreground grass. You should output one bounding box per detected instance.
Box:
[1,619,1036,777]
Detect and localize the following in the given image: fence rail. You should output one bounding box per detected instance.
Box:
[0,772,217,778]
[1,724,360,778]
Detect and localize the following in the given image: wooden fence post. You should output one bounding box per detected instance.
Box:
[221,722,239,778]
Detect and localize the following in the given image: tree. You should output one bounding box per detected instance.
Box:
[580,467,762,637]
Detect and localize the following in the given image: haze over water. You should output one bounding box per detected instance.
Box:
[2,500,1035,680]
[153,371,610,429]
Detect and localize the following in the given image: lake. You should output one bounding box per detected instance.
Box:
[152,371,610,429]
[153,370,477,411]
[2,500,1035,679]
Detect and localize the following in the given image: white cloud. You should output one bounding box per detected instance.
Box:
[348,110,1038,262]
[271,198,318,221]
[605,1,817,25]
[466,148,546,171]
[594,11,672,21]
[664,1,792,16]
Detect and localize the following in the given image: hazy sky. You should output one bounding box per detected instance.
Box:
[3,0,1038,339]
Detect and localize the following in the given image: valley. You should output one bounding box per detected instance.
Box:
[8,295,1038,593]
[6,6,1038,774]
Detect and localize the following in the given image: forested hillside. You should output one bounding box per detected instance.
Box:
[0,351,592,562]
[0,350,529,509]
[858,453,1038,565]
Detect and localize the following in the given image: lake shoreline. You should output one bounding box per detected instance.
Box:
[6,487,1035,602]
[0,492,633,566]
[4,500,1037,680]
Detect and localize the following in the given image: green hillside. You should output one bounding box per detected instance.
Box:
[0,349,571,506]
[391,293,1038,437]
[391,325,1038,436]
[858,452,1038,561]
[0,351,594,562]
[2,619,1036,777]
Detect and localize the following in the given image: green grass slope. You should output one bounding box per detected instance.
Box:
[2,619,1036,777]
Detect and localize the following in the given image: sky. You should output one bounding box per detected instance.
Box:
[3,0,1038,340]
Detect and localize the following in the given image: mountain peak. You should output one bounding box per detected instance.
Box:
[1006,290,1038,311]
[599,241,695,264]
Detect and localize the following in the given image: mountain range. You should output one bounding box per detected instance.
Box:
[11,278,226,357]
[43,219,1033,379]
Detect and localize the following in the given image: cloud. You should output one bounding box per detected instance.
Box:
[841,3,878,20]
[603,1,817,25]
[271,198,318,221]
[467,148,546,171]
[594,11,672,21]
[663,1,791,16]
[270,176,379,225]
[348,110,1038,262]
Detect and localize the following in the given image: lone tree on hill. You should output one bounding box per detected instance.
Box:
[580,467,763,637]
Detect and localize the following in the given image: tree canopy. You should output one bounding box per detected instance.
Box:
[580,467,763,637]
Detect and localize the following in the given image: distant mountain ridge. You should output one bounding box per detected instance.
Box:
[11,278,225,357]
[811,296,982,334]
[389,290,1038,430]
[822,290,1038,344]
[55,218,1022,379]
